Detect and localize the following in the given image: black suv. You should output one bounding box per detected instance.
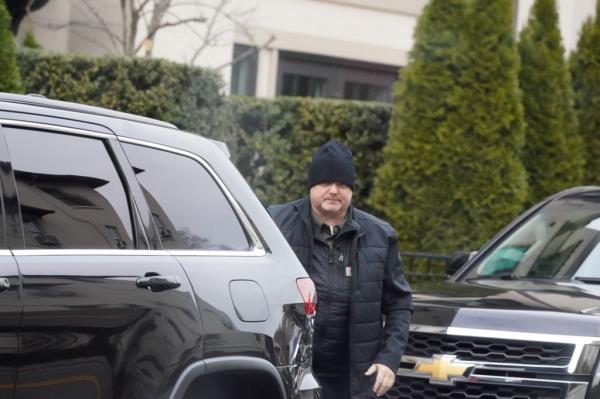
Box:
[389,187,600,399]
[0,93,318,399]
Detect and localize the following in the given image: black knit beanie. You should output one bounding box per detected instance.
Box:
[307,140,356,190]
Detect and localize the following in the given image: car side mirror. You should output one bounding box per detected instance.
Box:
[446,251,476,276]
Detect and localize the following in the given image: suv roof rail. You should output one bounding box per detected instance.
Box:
[0,92,177,129]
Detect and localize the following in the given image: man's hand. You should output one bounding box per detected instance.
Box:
[365,363,395,397]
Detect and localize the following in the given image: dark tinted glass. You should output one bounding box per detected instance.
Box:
[4,128,134,249]
[123,143,250,251]
[344,81,390,102]
[230,43,258,96]
[277,51,396,102]
[281,74,326,97]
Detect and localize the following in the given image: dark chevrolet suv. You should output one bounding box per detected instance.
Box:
[389,186,600,399]
[0,93,318,399]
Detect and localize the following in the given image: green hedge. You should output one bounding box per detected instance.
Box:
[15,51,391,212]
[16,49,226,135]
[225,96,392,211]
[0,0,22,93]
[10,49,552,257]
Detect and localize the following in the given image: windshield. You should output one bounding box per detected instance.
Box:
[463,191,600,281]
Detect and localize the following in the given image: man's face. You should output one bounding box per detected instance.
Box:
[309,181,353,219]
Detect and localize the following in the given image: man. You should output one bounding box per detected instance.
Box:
[268,140,412,399]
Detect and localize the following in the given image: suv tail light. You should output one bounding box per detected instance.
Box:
[296,278,317,316]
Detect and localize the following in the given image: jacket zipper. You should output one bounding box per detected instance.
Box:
[349,232,364,398]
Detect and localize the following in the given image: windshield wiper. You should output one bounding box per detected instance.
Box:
[574,277,600,284]
[466,273,518,282]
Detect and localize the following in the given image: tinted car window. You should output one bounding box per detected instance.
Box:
[123,143,250,251]
[4,128,134,249]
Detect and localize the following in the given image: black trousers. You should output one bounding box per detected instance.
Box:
[317,373,351,399]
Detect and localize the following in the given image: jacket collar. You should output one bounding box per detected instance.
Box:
[295,196,362,236]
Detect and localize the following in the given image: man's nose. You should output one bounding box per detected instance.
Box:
[329,182,340,192]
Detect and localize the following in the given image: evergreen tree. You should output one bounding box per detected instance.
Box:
[370,0,527,254]
[0,0,22,93]
[571,0,600,185]
[23,30,42,49]
[447,0,527,250]
[519,0,583,203]
[369,0,467,253]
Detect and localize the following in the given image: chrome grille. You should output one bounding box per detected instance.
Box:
[407,332,574,366]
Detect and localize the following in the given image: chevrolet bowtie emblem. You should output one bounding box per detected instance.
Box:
[413,354,470,385]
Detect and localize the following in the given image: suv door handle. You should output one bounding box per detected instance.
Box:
[0,278,9,293]
[136,274,181,292]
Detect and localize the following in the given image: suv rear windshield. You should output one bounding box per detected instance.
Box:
[463,191,600,281]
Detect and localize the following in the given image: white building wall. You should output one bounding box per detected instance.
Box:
[150,0,425,94]
[16,0,73,53]
[241,0,421,66]
[147,1,237,68]
[255,47,279,97]
[228,0,426,96]
[67,1,122,56]
[17,0,600,96]
[19,0,423,95]
[146,0,237,93]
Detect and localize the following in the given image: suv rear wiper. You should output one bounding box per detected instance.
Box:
[574,277,600,284]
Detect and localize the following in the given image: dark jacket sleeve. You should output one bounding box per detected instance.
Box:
[373,232,413,371]
[266,204,284,228]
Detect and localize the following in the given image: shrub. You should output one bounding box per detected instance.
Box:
[371,0,467,253]
[446,0,528,251]
[16,50,225,135]
[371,0,527,255]
[22,30,42,49]
[519,0,584,203]
[570,0,600,185]
[0,0,22,93]
[15,51,390,212]
[227,96,392,211]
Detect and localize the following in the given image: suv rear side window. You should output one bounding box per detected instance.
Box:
[4,128,134,249]
[123,143,250,251]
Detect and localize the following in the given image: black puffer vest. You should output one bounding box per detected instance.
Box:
[309,216,358,376]
[268,197,413,399]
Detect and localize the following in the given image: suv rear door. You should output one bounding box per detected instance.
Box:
[119,139,309,371]
[119,140,271,358]
[1,122,202,399]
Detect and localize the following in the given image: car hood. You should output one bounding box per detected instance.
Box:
[410,279,600,337]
